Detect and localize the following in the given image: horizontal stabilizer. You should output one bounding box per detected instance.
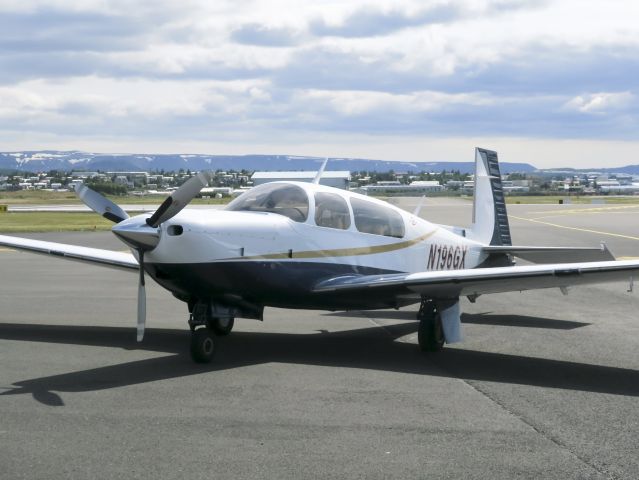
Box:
[483,244,615,264]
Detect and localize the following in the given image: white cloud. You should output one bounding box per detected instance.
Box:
[299,89,495,116]
[0,0,638,166]
[0,77,276,124]
[563,92,635,114]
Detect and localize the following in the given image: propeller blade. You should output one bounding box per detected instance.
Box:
[136,250,146,342]
[146,171,211,228]
[75,184,130,223]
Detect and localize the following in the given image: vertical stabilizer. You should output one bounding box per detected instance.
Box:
[468,148,512,246]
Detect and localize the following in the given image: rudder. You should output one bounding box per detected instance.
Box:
[468,148,512,246]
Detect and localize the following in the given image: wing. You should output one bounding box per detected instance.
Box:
[0,234,139,272]
[313,260,639,298]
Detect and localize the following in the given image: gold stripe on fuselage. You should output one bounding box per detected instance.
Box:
[236,229,438,260]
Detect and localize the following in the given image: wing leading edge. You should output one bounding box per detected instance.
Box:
[313,260,639,298]
[0,234,139,272]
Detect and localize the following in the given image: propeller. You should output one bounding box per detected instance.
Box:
[137,250,146,342]
[75,184,129,223]
[146,171,211,228]
[76,171,212,342]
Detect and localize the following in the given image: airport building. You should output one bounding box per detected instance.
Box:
[358,181,444,195]
[252,171,351,190]
[599,183,639,194]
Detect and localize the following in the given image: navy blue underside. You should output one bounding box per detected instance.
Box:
[146,260,414,310]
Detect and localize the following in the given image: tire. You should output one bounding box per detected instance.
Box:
[190,328,216,363]
[418,313,445,352]
[211,317,234,336]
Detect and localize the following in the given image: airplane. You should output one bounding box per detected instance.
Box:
[1,148,638,364]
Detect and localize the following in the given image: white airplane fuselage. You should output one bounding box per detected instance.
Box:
[135,182,488,311]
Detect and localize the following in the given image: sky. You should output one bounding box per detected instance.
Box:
[0,0,638,168]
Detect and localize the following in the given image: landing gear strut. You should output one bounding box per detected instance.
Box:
[417,299,445,352]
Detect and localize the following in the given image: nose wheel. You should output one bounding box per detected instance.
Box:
[190,328,216,363]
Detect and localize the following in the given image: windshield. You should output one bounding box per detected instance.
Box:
[226,183,309,222]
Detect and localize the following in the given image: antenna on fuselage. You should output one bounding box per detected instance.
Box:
[312,158,328,185]
[413,195,427,217]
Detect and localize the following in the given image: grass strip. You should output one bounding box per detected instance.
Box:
[0,212,113,232]
[0,190,231,205]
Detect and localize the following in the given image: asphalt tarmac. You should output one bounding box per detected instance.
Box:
[1,198,638,479]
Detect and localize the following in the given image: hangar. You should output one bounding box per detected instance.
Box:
[251,171,351,190]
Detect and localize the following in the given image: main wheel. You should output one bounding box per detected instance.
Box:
[417,306,445,352]
[190,328,216,363]
[211,317,234,336]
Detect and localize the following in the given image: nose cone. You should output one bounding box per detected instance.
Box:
[112,216,160,250]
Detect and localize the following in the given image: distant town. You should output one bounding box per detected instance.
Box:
[2,166,639,197]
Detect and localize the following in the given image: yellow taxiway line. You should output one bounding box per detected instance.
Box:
[509,215,639,242]
[528,205,639,215]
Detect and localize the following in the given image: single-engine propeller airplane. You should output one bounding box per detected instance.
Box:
[1,148,638,363]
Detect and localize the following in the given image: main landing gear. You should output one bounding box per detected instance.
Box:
[417,299,445,352]
[188,302,235,363]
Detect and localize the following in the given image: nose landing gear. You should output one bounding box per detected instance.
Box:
[187,301,236,363]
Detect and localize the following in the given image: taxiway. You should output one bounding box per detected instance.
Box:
[1,198,638,479]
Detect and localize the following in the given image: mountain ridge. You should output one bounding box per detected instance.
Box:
[2,150,638,174]
[0,151,536,174]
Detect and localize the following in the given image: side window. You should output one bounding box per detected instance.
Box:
[350,197,405,238]
[314,192,351,230]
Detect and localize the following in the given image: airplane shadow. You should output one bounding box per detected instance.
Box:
[324,310,590,330]
[460,313,589,330]
[0,321,636,407]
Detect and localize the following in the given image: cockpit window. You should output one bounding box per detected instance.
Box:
[226,183,309,222]
[350,197,405,238]
[314,192,351,230]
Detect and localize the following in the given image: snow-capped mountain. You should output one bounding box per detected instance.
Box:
[0,151,537,174]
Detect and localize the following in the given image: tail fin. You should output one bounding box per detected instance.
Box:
[468,148,512,246]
